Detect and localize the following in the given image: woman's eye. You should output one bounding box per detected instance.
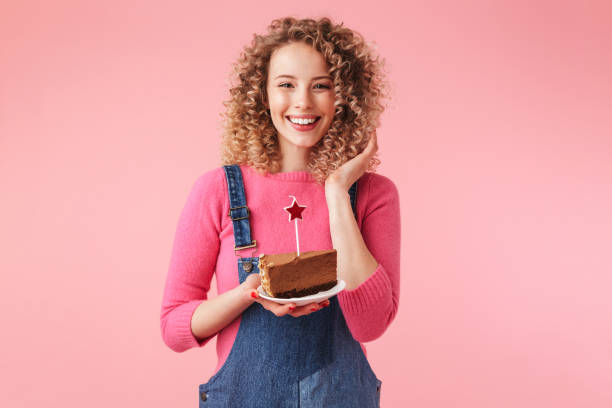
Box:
[278,83,330,89]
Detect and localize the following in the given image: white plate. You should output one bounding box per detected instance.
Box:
[257,280,346,307]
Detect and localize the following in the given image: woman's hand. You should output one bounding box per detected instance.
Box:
[323,132,380,290]
[241,273,330,318]
[325,132,378,194]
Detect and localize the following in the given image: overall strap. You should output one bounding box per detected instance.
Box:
[349,181,358,220]
[223,165,256,251]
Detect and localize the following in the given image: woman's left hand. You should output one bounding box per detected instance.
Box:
[324,133,378,193]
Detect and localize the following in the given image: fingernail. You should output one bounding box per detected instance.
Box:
[311,307,319,311]
[323,301,330,307]
[288,306,295,311]
[251,291,258,299]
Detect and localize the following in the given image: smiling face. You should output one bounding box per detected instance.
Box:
[265,42,336,154]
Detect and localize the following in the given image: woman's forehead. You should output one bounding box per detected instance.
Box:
[268,43,329,77]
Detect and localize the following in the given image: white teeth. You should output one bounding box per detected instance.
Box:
[288,117,317,125]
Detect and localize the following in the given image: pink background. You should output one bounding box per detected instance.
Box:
[1,1,611,407]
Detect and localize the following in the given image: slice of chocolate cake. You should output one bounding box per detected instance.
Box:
[259,250,337,298]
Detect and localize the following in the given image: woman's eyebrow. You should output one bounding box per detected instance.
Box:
[274,74,332,81]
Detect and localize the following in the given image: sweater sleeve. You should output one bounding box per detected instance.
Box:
[160,168,225,352]
[337,173,401,343]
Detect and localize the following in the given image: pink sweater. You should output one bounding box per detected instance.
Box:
[160,165,400,373]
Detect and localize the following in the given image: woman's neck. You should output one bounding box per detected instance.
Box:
[279,160,308,173]
[278,144,311,173]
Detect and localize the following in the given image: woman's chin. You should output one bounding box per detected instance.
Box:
[280,134,325,150]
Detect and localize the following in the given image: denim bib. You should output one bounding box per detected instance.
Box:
[198,165,382,407]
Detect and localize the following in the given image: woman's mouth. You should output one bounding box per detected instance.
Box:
[286,116,321,131]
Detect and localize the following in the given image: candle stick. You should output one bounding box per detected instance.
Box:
[295,218,300,257]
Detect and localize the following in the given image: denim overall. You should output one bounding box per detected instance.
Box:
[198,165,382,407]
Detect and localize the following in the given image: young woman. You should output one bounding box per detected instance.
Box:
[161,16,400,407]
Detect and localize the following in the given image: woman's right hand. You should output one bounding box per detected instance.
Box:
[241,273,330,318]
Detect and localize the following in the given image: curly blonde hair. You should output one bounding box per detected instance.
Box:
[220,16,389,185]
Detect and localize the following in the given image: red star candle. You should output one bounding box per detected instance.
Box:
[284,196,306,257]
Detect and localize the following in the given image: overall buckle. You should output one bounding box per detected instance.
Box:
[235,241,258,272]
[229,205,250,221]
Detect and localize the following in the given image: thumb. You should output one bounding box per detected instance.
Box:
[242,272,261,290]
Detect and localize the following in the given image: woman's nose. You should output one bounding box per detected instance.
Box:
[293,87,313,109]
